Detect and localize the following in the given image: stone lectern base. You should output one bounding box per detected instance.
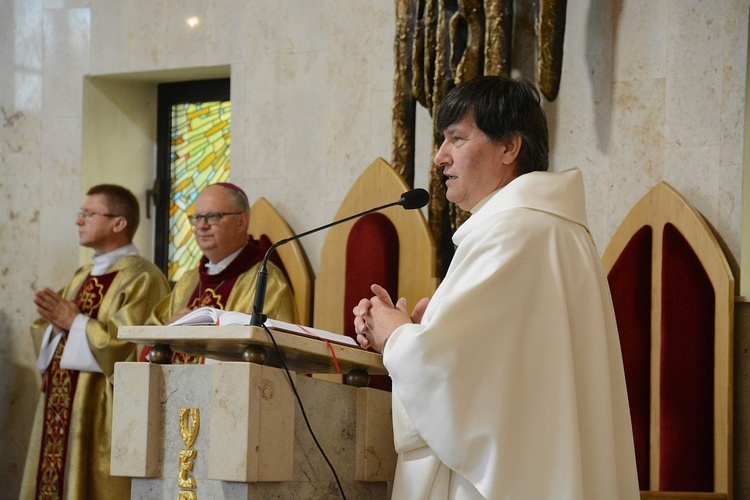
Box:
[110,361,395,499]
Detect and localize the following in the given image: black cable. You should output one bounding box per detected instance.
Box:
[260,324,347,500]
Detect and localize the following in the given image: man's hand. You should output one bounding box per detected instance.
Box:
[34,287,80,332]
[410,297,430,324]
[353,284,430,353]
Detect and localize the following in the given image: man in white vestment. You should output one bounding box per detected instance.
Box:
[354,76,639,499]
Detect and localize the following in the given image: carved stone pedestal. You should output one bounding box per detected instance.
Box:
[110,361,395,499]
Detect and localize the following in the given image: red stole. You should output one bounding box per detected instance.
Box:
[172,239,266,364]
[35,271,118,499]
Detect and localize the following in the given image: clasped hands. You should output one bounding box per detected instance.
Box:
[353,284,429,353]
[34,287,80,333]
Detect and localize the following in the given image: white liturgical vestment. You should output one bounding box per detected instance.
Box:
[384,169,639,499]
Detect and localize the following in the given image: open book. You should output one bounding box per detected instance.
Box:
[170,306,358,347]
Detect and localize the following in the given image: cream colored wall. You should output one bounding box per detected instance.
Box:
[80,77,159,264]
[2,0,750,497]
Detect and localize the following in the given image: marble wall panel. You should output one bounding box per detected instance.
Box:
[722,66,747,173]
[662,1,725,252]
[125,1,166,71]
[665,76,722,149]
[161,0,215,70]
[547,0,614,250]
[719,1,749,169]
[662,143,721,225]
[246,0,289,54]
[4,0,43,73]
[1,146,35,371]
[364,6,397,95]
[608,78,666,242]
[38,116,82,275]
[612,0,668,82]
[226,64,246,188]
[278,49,335,273]
[203,0,249,64]
[285,0,331,54]
[89,0,127,74]
[718,163,743,274]
[0,1,45,494]
[43,0,90,8]
[666,1,725,81]
[41,8,89,118]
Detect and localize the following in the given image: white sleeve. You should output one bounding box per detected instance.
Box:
[59,314,104,373]
[36,324,62,373]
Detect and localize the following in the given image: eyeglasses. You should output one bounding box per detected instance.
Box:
[187,212,243,226]
[77,209,121,219]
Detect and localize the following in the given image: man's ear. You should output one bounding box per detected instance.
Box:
[502,136,522,164]
[112,217,128,235]
[237,211,250,232]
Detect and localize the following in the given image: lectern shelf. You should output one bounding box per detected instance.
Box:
[118,324,386,376]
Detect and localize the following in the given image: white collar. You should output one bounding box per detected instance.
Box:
[454,169,588,247]
[204,245,244,275]
[91,243,139,276]
[469,188,502,214]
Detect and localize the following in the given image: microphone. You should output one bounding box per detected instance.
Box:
[249,188,430,326]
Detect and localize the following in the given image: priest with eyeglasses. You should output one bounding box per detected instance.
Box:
[144,182,297,363]
[21,184,170,500]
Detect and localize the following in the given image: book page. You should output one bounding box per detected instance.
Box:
[216,310,253,326]
[266,318,358,347]
[169,306,222,325]
[167,306,359,348]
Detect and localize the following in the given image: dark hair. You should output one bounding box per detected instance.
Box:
[436,75,549,176]
[87,184,140,240]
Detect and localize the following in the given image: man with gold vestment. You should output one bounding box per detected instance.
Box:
[145,183,297,363]
[21,184,170,500]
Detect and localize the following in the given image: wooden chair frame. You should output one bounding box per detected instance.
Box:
[602,182,734,499]
[248,197,314,326]
[313,157,438,334]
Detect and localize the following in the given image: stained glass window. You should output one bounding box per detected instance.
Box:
[154,79,230,283]
[168,100,231,282]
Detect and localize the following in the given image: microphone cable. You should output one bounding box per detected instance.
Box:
[260,323,347,500]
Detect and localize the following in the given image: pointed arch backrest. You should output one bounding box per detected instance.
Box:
[602,182,734,497]
[248,197,314,326]
[343,213,401,340]
[314,157,438,336]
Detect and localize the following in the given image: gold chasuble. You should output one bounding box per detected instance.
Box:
[21,255,170,500]
[146,238,298,363]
